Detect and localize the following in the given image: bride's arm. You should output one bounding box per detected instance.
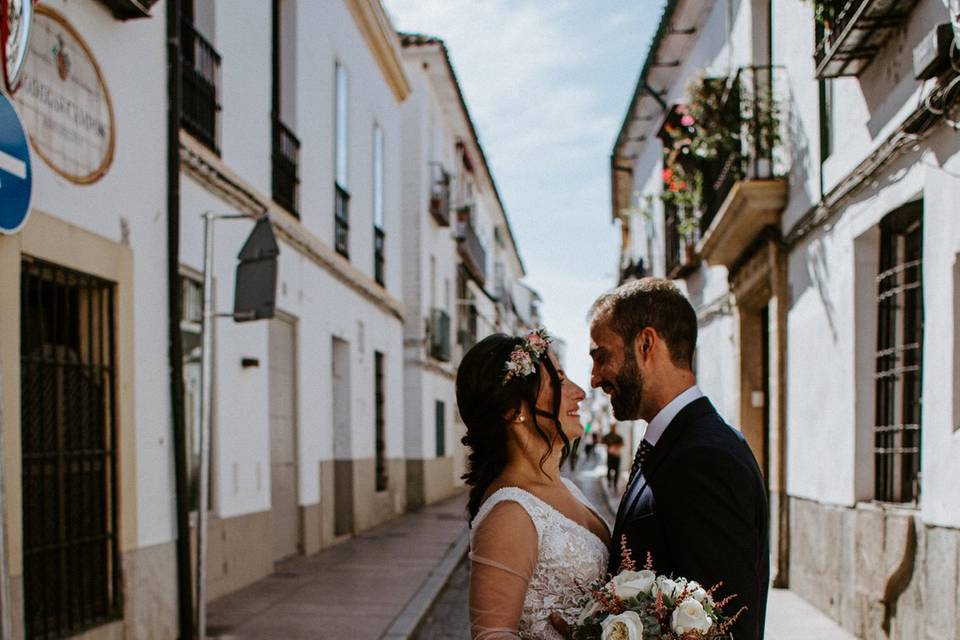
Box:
[469,501,538,640]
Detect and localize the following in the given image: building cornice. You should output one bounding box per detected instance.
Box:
[179,131,406,321]
[345,0,411,102]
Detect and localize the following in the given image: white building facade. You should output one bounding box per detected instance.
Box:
[399,34,535,508]
[612,1,960,637]
[175,0,411,608]
[0,0,174,637]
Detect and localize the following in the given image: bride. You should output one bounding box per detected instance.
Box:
[456,329,610,639]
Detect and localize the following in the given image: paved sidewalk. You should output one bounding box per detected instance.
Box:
[206,492,469,640]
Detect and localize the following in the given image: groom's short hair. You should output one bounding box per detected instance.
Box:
[590,277,697,370]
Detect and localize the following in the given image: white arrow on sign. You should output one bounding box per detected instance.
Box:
[0,148,27,179]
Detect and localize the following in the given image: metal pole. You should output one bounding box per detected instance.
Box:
[196,212,215,640]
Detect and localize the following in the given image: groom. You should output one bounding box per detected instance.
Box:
[589,278,768,639]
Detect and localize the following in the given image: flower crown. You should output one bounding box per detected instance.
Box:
[502,327,553,385]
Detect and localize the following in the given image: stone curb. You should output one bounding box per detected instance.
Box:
[380,527,471,640]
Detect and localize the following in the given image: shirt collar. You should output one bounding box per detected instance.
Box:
[643,384,703,446]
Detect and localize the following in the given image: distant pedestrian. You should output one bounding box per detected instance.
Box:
[602,424,624,490]
[567,438,580,471]
[583,431,599,463]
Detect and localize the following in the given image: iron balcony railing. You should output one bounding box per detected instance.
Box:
[618,257,647,285]
[428,308,451,362]
[698,65,785,234]
[457,207,487,286]
[335,184,350,258]
[664,204,685,277]
[272,117,301,216]
[429,164,452,227]
[374,227,385,286]
[180,20,221,154]
[813,0,920,78]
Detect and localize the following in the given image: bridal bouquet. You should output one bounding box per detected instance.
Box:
[571,538,744,640]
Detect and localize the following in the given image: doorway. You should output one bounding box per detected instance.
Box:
[331,337,353,536]
[269,314,299,561]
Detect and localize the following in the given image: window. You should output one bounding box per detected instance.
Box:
[874,204,923,504]
[179,274,212,513]
[21,259,121,637]
[436,401,446,457]
[179,0,221,153]
[818,78,834,163]
[373,124,385,285]
[271,0,300,216]
[374,352,387,491]
[335,63,350,258]
[816,19,834,164]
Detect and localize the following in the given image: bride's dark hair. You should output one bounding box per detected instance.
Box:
[456,333,570,522]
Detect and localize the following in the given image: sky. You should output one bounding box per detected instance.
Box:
[383,0,662,387]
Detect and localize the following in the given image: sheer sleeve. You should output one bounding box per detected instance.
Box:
[469,500,539,640]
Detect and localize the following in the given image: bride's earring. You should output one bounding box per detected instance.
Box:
[518,415,526,423]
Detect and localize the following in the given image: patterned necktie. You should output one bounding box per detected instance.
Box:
[629,439,655,484]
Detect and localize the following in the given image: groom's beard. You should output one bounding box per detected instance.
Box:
[609,352,643,421]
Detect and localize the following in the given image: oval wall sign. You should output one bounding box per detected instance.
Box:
[14,5,115,184]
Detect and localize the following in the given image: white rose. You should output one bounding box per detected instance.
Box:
[610,569,656,599]
[671,597,714,634]
[685,580,708,604]
[600,611,644,640]
[653,576,682,601]
[577,599,603,624]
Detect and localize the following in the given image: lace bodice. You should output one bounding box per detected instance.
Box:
[470,478,609,639]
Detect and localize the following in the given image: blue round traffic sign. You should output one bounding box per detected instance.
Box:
[0,92,32,234]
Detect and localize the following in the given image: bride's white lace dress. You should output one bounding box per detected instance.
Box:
[469,477,609,639]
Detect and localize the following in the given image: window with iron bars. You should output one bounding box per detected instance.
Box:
[374,352,387,492]
[874,204,923,504]
[179,2,221,155]
[21,259,121,638]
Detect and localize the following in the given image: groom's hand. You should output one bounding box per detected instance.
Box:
[548,612,572,639]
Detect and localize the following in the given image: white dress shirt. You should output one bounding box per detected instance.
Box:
[643,384,704,446]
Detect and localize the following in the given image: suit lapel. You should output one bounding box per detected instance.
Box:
[614,398,718,530]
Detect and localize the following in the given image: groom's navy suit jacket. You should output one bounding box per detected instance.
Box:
[609,397,769,640]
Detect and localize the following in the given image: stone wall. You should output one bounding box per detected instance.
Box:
[789,496,960,639]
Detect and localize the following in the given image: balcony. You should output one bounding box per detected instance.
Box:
[456,207,487,286]
[335,185,350,258]
[664,204,700,279]
[272,118,301,216]
[814,0,921,79]
[429,164,452,227]
[180,20,221,154]
[428,308,451,362]
[697,66,789,269]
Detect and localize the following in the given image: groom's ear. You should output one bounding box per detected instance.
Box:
[635,328,655,362]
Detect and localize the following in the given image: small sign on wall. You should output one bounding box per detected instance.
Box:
[14,5,115,184]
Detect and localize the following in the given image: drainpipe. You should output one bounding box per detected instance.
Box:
[166,1,194,638]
